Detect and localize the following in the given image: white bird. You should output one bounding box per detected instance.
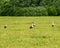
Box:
[4,24,7,28]
[30,25,34,29]
[52,21,55,27]
[29,22,35,29]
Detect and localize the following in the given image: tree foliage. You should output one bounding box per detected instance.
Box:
[0,0,60,16]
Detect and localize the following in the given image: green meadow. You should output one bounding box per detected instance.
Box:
[0,16,60,48]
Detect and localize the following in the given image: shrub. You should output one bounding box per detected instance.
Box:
[48,6,58,16]
[15,7,48,16]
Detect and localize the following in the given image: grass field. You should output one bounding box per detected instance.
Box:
[0,16,60,48]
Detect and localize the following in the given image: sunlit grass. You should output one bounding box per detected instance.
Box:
[0,16,60,48]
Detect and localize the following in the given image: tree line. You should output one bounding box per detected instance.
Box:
[0,0,60,16]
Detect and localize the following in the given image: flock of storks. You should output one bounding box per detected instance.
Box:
[4,21,55,29]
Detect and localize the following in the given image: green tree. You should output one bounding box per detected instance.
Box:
[48,6,57,16]
[0,1,16,16]
[55,0,60,15]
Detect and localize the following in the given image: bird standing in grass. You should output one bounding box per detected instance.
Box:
[4,24,7,29]
[52,21,55,27]
[30,22,35,29]
[30,25,34,29]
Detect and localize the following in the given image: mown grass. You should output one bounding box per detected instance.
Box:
[0,16,60,48]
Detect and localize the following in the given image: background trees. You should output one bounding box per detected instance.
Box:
[0,0,60,16]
